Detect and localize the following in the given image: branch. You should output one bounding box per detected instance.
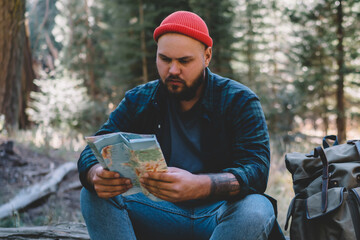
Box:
[0,162,76,220]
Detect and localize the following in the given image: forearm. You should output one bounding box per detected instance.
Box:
[86,163,101,188]
[78,145,99,190]
[195,173,241,200]
[207,173,241,197]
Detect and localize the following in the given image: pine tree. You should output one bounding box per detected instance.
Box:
[92,0,192,103]
[0,0,28,135]
[27,0,60,72]
[232,0,298,134]
[55,0,105,99]
[288,0,360,142]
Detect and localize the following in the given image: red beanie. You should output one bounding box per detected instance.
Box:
[153,11,213,47]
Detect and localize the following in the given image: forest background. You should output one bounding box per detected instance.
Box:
[0,0,359,235]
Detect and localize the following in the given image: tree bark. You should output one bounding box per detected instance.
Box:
[84,0,97,97]
[318,47,329,136]
[335,0,346,143]
[19,18,36,129]
[139,0,149,83]
[0,0,26,135]
[245,1,255,84]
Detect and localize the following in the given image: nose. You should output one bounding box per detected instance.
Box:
[169,62,181,75]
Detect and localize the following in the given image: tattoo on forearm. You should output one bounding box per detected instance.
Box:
[208,173,240,197]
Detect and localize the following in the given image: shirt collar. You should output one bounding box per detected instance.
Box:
[199,67,214,114]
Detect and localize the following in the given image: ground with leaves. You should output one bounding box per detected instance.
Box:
[0,138,83,227]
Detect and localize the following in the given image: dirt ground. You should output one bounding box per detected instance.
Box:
[0,139,83,227]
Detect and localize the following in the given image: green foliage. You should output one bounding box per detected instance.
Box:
[287,0,360,134]
[24,0,360,137]
[27,0,61,71]
[232,0,299,134]
[27,73,99,133]
[190,0,236,78]
[54,0,238,104]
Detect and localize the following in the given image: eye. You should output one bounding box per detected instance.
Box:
[159,55,171,63]
[179,59,189,64]
[179,57,193,64]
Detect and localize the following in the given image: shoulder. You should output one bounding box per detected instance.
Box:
[124,80,161,105]
[207,72,267,130]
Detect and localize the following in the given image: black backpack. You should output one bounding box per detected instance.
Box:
[284,136,360,240]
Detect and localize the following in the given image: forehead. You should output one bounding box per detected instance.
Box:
[157,33,204,56]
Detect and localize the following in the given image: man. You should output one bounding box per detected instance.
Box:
[78,11,284,240]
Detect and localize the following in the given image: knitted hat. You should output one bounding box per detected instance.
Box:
[153,11,213,47]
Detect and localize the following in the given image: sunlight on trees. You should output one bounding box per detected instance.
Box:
[27,74,90,130]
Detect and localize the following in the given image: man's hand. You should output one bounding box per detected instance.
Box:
[139,167,211,202]
[87,164,132,199]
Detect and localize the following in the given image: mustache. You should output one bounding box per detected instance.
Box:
[165,75,185,83]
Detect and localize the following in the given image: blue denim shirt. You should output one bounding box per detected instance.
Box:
[78,68,270,198]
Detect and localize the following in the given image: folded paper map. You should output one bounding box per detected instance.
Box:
[85,132,168,201]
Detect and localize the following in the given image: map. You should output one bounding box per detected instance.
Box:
[85,132,168,201]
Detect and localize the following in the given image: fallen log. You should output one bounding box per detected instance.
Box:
[0,222,89,239]
[60,180,82,193]
[0,162,76,220]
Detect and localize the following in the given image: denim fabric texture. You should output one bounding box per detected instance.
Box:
[81,189,275,240]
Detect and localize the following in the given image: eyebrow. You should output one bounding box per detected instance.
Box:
[158,53,194,61]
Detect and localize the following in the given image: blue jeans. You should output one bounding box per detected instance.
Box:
[81,188,275,240]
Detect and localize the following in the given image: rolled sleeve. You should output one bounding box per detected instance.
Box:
[222,98,270,197]
[77,96,135,191]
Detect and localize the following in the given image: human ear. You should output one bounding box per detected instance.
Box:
[204,47,212,67]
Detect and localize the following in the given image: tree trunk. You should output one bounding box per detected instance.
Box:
[84,0,97,98]
[19,18,36,129]
[319,48,329,136]
[0,0,26,135]
[335,0,346,143]
[245,1,255,84]
[139,0,148,83]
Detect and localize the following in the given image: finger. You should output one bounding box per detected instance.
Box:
[96,168,121,179]
[94,176,132,186]
[140,177,174,191]
[166,167,181,173]
[143,172,174,182]
[141,181,176,195]
[149,190,179,202]
[97,191,124,199]
[94,183,132,193]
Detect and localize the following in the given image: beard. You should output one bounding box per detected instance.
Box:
[163,70,205,101]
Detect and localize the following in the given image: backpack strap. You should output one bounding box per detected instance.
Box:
[322,135,339,149]
[314,146,329,213]
[355,140,360,158]
[284,192,301,230]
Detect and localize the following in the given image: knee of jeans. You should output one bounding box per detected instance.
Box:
[247,204,275,227]
[222,194,275,225]
[240,194,274,225]
[80,187,98,206]
[80,187,126,211]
